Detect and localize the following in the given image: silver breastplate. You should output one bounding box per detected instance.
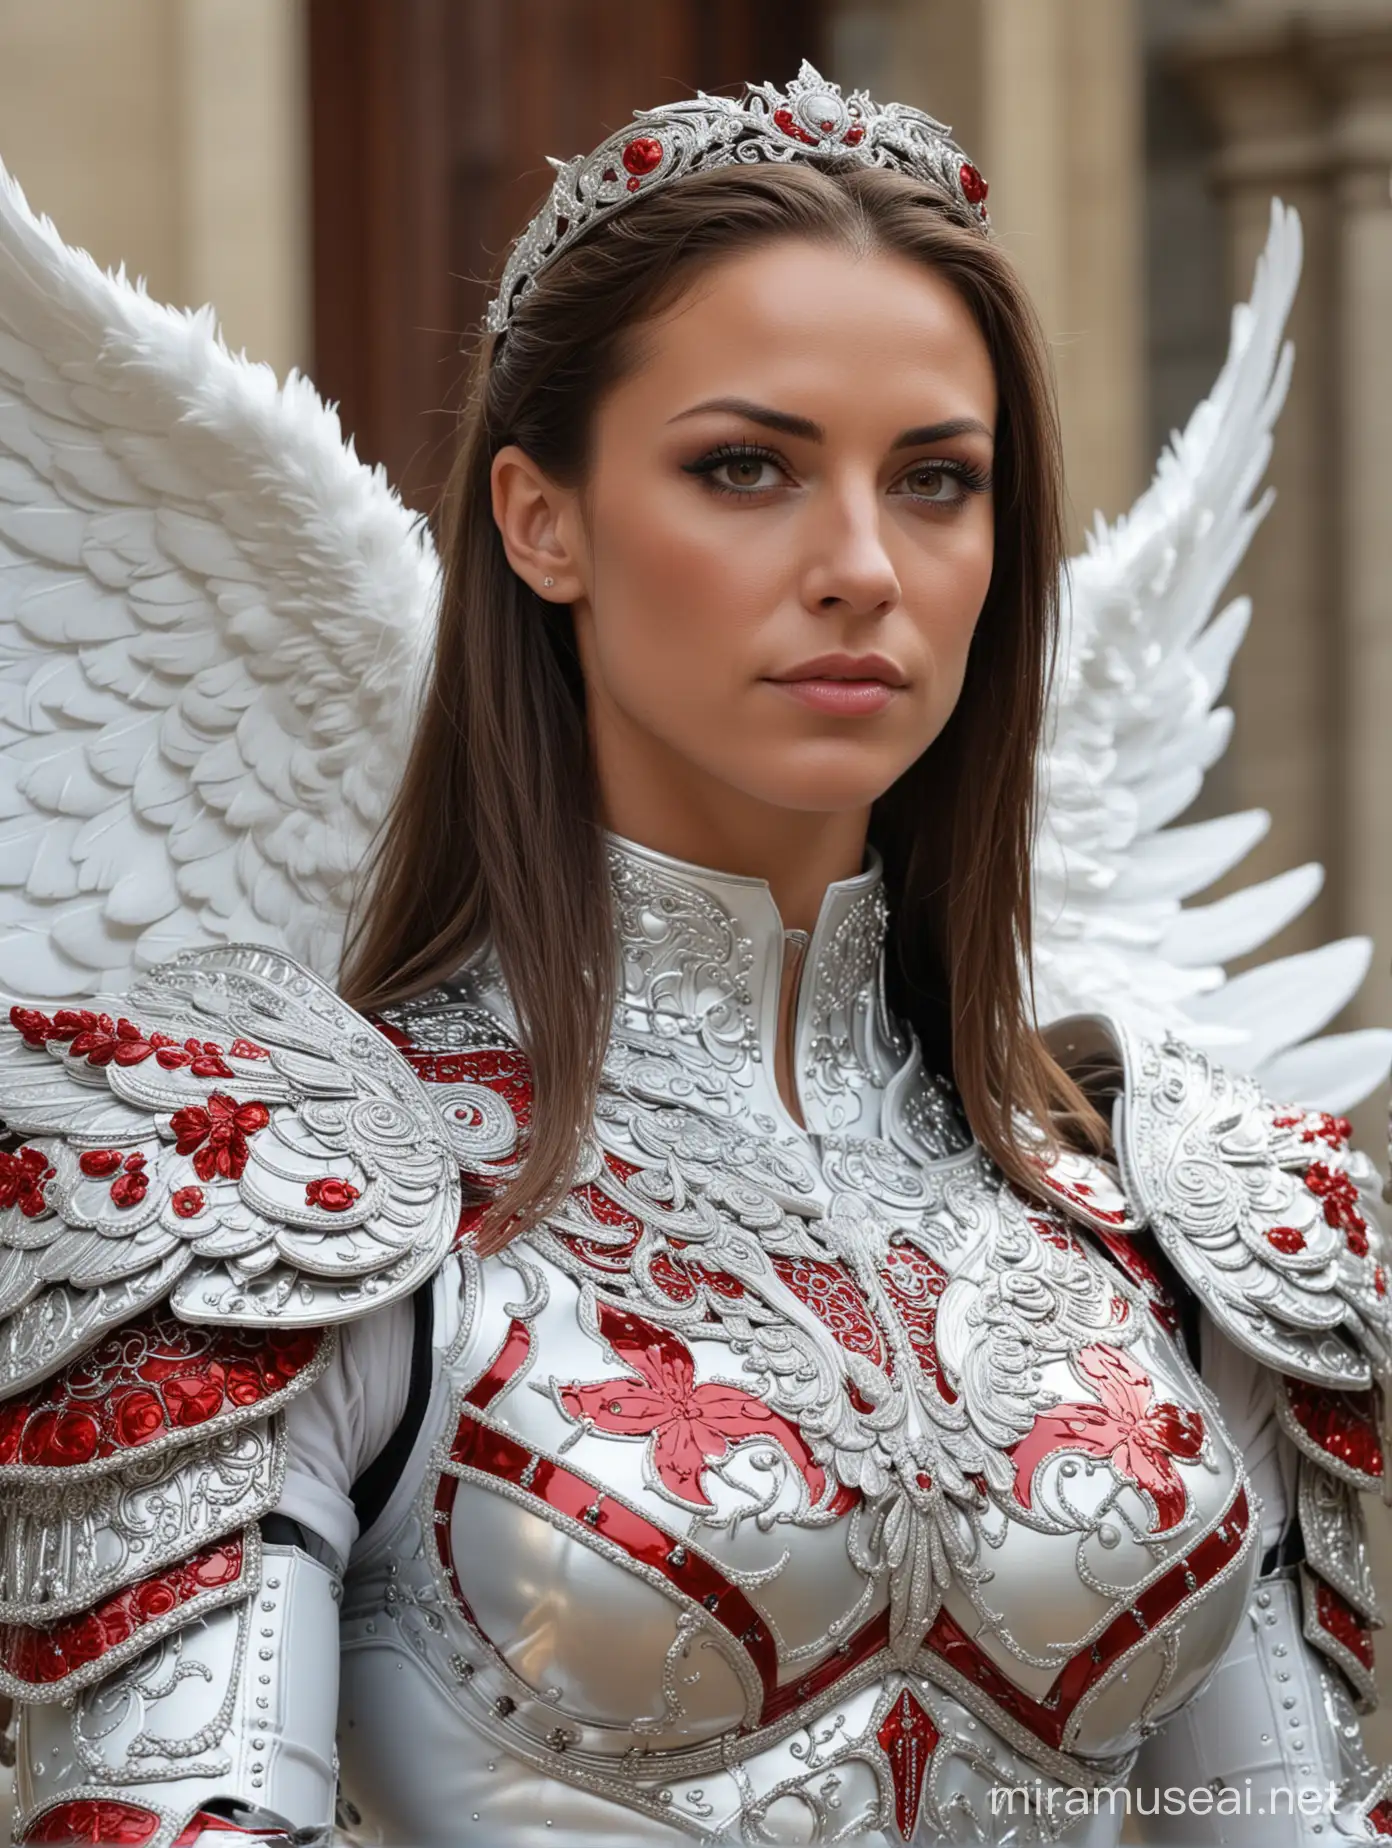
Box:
[337,838,1257,1845]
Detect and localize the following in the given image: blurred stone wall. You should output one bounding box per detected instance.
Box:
[0,0,309,376]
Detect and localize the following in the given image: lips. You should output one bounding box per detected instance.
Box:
[769,652,907,688]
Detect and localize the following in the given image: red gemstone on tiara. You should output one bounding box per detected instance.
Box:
[622,136,663,177]
[959,163,989,206]
[844,124,865,145]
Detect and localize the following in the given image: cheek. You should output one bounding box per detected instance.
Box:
[583,482,777,699]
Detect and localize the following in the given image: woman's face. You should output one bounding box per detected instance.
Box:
[495,235,998,839]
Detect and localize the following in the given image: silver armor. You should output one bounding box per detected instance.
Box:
[0,837,1388,1844]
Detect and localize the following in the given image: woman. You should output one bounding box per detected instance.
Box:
[0,65,1386,1848]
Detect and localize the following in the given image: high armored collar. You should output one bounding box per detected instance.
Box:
[605,833,920,1139]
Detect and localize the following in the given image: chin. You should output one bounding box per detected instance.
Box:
[727,757,909,816]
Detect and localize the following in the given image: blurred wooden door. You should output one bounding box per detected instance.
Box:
[308,0,826,509]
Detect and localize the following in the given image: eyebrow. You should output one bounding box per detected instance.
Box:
[667,396,993,449]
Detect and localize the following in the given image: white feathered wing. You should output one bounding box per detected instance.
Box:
[1034,200,1392,1114]
[0,161,438,1000]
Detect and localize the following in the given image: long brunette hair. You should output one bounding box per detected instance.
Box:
[341,161,1106,1252]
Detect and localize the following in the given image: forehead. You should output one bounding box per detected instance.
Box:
[615,236,998,428]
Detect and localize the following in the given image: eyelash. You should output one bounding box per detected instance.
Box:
[681,441,993,503]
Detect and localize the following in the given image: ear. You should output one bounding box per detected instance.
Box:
[490,445,586,602]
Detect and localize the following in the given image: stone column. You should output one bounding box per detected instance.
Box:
[830,0,1146,538]
[1320,27,1392,1054]
[1179,19,1341,953]
[0,0,309,374]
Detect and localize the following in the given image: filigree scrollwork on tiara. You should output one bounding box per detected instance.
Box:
[486,61,990,336]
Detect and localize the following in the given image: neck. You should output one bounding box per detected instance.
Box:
[597,780,870,939]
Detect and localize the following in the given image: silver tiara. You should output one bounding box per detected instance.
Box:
[485,61,990,336]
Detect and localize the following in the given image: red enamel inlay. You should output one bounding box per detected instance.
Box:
[877,1686,940,1838]
[1281,1378,1384,1481]
[1267,1225,1306,1255]
[465,1318,533,1414]
[1274,1110,1353,1150]
[959,163,989,205]
[171,1186,205,1220]
[879,1242,956,1402]
[169,1093,270,1183]
[1367,1797,1392,1836]
[305,1176,360,1212]
[228,1038,269,1061]
[557,1300,844,1512]
[621,135,664,176]
[1010,1345,1205,1534]
[110,1169,149,1209]
[1315,1578,1375,1670]
[926,1486,1249,1749]
[395,1039,534,1134]
[772,1254,888,1368]
[0,1316,320,1470]
[20,1801,160,1845]
[1304,1161,1370,1256]
[0,1539,245,1686]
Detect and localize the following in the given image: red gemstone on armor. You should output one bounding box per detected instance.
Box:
[1367,1797,1392,1836]
[1266,1225,1306,1255]
[78,1149,123,1178]
[109,1170,149,1209]
[1377,1266,1387,1297]
[877,1687,940,1838]
[306,1176,360,1212]
[959,162,989,205]
[20,1800,160,1844]
[621,135,663,176]
[625,177,641,192]
[171,1185,205,1219]
[0,1146,53,1218]
[1281,1377,1384,1480]
[229,1038,269,1060]
[1315,1578,1375,1670]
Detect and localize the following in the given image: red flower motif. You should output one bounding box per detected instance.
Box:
[171,1186,205,1220]
[1304,1161,1370,1257]
[0,1146,53,1218]
[1011,1345,1205,1534]
[169,1094,270,1183]
[305,1177,360,1212]
[559,1302,834,1510]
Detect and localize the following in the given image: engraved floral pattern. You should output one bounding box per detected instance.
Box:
[1010,1343,1205,1533]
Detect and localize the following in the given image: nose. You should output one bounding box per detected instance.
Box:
[799,478,901,620]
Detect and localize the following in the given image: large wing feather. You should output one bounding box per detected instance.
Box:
[1033,200,1392,1112]
[0,161,438,998]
